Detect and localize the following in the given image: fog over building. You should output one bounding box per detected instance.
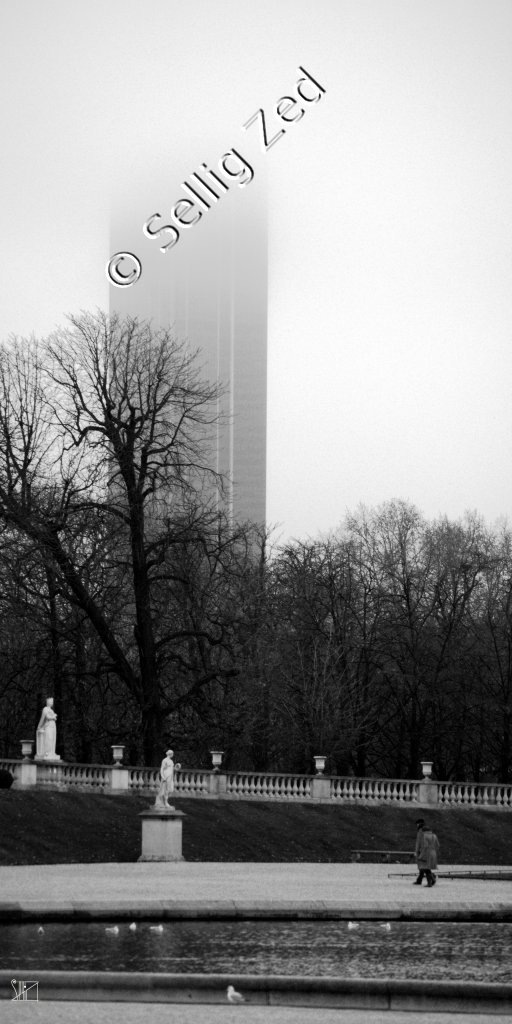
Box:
[110,178,267,526]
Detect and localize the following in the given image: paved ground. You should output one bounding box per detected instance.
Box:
[1,862,512,1021]
[1,1006,512,1024]
[1,861,511,919]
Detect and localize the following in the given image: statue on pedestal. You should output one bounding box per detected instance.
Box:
[154,749,180,808]
[36,697,60,760]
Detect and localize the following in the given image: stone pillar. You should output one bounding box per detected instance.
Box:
[208,771,227,796]
[16,761,38,788]
[108,766,129,791]
[138,806,185,862]
[417,780,438,805]
[311,776,330,801]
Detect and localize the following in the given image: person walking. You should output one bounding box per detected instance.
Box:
[414,822,440,886]
[413,817,425,879]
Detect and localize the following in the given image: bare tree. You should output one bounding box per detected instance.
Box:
[0,311,252,762]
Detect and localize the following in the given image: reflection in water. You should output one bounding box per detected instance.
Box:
[1,920,511,981]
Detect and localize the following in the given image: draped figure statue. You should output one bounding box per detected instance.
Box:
[154,749,181,808]
[36,697,60,760]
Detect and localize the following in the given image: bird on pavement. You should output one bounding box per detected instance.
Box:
[227,985,245,1003]
[149,924,164,934]
[37,926,44,935]
[347,921,360,930]
[129,922,137,932]
[380,922,392,931]
[105,926,119,936]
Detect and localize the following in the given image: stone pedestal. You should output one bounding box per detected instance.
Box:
[109,766,129,791]
[16,761,37,788]
[138,806,185,862]
[311,775,331,801]
[418,780,438,805]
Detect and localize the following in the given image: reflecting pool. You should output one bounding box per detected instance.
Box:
[1,920,511,981]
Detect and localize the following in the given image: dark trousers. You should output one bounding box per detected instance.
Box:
[414,868,435,885]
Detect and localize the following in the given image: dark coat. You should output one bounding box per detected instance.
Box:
[416,828,439,869]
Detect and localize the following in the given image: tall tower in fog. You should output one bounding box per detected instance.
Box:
[109,184,267,525]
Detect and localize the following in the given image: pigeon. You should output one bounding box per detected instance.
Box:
[347,921,360,930]
[129,922,137,932]
[380,922,392,931]
[105,926,119,936]
[149,924,164,933]
[227,985,245,1004]
[37,926,44,935]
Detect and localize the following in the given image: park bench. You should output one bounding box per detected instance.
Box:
[351,849,415,863]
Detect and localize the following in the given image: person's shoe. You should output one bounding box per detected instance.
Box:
[431,875,437,885]
[427,880,434,887]
[413,879,422,885]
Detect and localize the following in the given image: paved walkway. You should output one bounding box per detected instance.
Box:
[1,1005,511,1024]
[1,862,511,1021]
[0,862,511,919]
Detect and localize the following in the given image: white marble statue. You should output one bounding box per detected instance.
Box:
[36,697,60,760]
[154,749,180,808]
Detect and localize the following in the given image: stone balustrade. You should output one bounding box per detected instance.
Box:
[437,780,512,807]
[330,776,419,802]
[225,771,312,800]
[1,754,512,809]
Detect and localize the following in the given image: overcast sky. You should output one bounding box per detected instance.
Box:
[1,0,511,543]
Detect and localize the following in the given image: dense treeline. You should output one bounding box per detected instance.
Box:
[0,314,509,780]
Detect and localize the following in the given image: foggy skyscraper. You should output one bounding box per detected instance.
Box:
[110,181,267,525]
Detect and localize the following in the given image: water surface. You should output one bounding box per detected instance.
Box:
[1,920,511,981]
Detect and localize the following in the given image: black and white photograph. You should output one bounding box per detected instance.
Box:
[1,1,512,1020]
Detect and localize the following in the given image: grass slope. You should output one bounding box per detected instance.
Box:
[1,791,512,865]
